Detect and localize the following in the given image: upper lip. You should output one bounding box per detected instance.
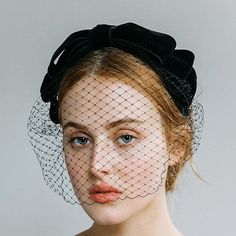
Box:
[89,183,122,194]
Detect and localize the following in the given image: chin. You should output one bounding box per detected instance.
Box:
[92,216,124,226]
[82,202,131,225]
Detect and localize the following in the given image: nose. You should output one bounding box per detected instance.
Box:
[89,137,113,178]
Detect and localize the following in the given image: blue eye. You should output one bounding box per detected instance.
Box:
[70,137,90,146]
[118,134,136,145]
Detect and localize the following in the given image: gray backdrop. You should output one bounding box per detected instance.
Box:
[1,0,235,235]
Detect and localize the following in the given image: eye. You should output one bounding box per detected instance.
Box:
[70,136,91,147]
[118,133,137,145]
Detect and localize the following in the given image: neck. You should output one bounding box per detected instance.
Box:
[87,189,183,236]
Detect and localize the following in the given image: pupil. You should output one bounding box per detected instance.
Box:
[79,137,86,144]
[124,135,131,142]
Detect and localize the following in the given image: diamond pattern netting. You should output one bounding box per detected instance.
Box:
[27,68,204,206]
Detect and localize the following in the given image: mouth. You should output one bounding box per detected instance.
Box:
[89,192,122,203]
[89,183,122,203]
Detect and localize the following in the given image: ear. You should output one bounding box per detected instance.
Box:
[168,124,191,166]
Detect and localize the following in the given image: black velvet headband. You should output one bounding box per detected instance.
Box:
[40,22,197,124]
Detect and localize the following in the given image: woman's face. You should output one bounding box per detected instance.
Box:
[60,75,170,225]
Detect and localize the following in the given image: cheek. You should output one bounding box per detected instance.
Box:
[120,158,167,197]
[119,139,169,197]
[63,150,91,203]
[63,146,90,187]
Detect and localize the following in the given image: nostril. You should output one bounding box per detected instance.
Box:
[89,166,112,178]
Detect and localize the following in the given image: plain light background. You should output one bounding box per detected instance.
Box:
[0,0,235,235]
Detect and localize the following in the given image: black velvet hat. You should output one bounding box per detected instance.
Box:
[40,22,197,124]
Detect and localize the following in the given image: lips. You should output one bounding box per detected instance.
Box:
[89,183,122,203]
[89,183,122,194]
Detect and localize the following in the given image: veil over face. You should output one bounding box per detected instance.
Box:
[61,75,170,205]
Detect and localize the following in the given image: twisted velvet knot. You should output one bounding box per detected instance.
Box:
[89,24,112,47]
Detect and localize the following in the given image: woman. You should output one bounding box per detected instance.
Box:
[28,22,204,236]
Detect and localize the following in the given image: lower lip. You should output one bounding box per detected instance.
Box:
[90,192,122,203]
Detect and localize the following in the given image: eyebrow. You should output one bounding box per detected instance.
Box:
[63,117,145,131]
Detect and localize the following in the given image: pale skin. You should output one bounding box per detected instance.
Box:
[60,75,186,236]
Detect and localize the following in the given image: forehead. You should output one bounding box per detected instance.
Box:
[60,75,162,127]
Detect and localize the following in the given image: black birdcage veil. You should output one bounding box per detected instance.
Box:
[27,22,204,205]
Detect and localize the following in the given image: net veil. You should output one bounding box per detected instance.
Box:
[27,22,204,205]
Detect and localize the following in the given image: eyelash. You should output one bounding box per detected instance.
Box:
[68,132,137,148]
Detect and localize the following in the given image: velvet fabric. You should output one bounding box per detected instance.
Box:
[40,22,197,124]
